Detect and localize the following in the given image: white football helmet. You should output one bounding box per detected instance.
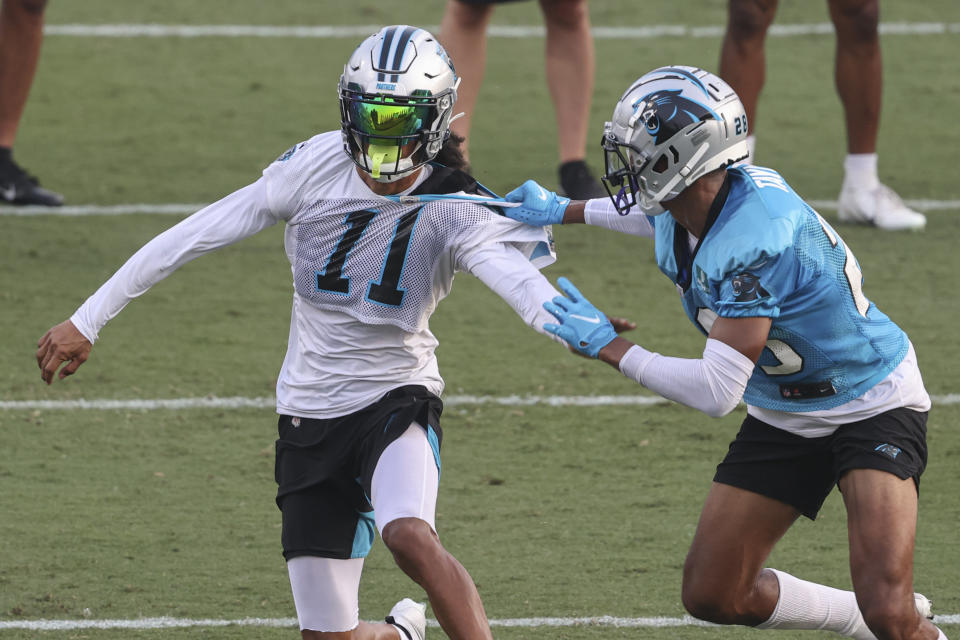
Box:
[601,66,749,214]
[339,25,459,182]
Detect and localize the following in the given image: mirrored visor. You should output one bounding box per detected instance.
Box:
[346,97,434,139]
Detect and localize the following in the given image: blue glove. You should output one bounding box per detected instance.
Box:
[503,179,570,226]
[543,277,618,358]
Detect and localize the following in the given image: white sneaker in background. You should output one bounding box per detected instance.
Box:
[915,593,934,620]
[386,598,427,640]
[837,182,926,231]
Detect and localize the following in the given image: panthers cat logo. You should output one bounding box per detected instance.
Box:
[633,90,717,145]
[731,271,769,302]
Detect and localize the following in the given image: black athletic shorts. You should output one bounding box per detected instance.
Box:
[274,385,443,560]
[714,407,928,520]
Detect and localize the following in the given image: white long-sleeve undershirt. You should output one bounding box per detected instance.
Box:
[618,338,756,417]
[71,179,282,343]
[462,242,563,342]
[583,197,656,237]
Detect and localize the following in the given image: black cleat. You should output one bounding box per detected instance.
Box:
[558,159,606,200]
[0,157,64,206]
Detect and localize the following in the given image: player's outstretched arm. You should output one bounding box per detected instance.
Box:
[544,278,765,417]
[464,243,635,350]
[503,180,585,226]
[505,180,656,238]
[34,179,283,386]
[37,320,92,385]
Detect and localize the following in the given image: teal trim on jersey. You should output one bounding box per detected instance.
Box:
[351,510,376,559]
[426,425,442,476]
[529,240,552,262]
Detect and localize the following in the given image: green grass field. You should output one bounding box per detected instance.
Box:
[2,1,959,638]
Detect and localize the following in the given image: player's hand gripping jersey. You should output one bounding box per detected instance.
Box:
[653,165,908,412]
[70,132,559,418]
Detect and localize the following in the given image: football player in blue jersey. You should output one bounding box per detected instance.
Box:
[502,66,946,640]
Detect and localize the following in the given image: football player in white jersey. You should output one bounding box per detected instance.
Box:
[35,25,633,640]
[503,67,946,640]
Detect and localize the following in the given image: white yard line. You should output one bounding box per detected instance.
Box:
[42,22,960,39]
[2,394,958,411]
[0,203,204,216]
[807,199,960,212]
[3,613,957,631]
[2,199,959,217]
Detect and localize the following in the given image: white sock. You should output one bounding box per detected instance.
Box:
[842,153,880,192]
[756,569,876,639]
[938,628,948,639]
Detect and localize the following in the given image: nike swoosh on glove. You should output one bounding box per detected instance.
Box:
[543,277,618,358]
[503,179,570,226]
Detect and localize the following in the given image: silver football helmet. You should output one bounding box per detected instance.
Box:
[601,66,749,215]
[339,25,459,182]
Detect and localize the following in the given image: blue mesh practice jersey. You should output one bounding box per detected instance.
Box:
[653,165,908,412]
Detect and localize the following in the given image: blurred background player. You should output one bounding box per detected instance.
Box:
[0,0,63,206]
[719,0,924,230]
[503,65,946,640]
[439,0,606,199]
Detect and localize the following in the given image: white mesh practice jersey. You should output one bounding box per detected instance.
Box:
[71,131,561,418]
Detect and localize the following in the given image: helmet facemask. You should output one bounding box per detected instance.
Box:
[340,89,454,182]
[601,124,678,216]
[600,125,643,215]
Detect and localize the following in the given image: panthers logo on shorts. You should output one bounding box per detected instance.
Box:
[634,89,717,145]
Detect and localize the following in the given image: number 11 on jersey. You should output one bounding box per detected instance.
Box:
[315,208,422,307]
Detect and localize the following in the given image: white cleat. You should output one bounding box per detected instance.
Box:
[915,593,934,620]
[837,182,926,231]
[387,598,427,640]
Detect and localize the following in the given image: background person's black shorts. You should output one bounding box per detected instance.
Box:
[714,407,928,520]
[274,385,443,561]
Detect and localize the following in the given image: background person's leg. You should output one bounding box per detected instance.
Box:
[0,0,62,205]
[828,0,881,156]
[0,0,45,149]
[439,0,495,165]
[829,0,925,230]
[539,0,604,198]
[718,0,778,162]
